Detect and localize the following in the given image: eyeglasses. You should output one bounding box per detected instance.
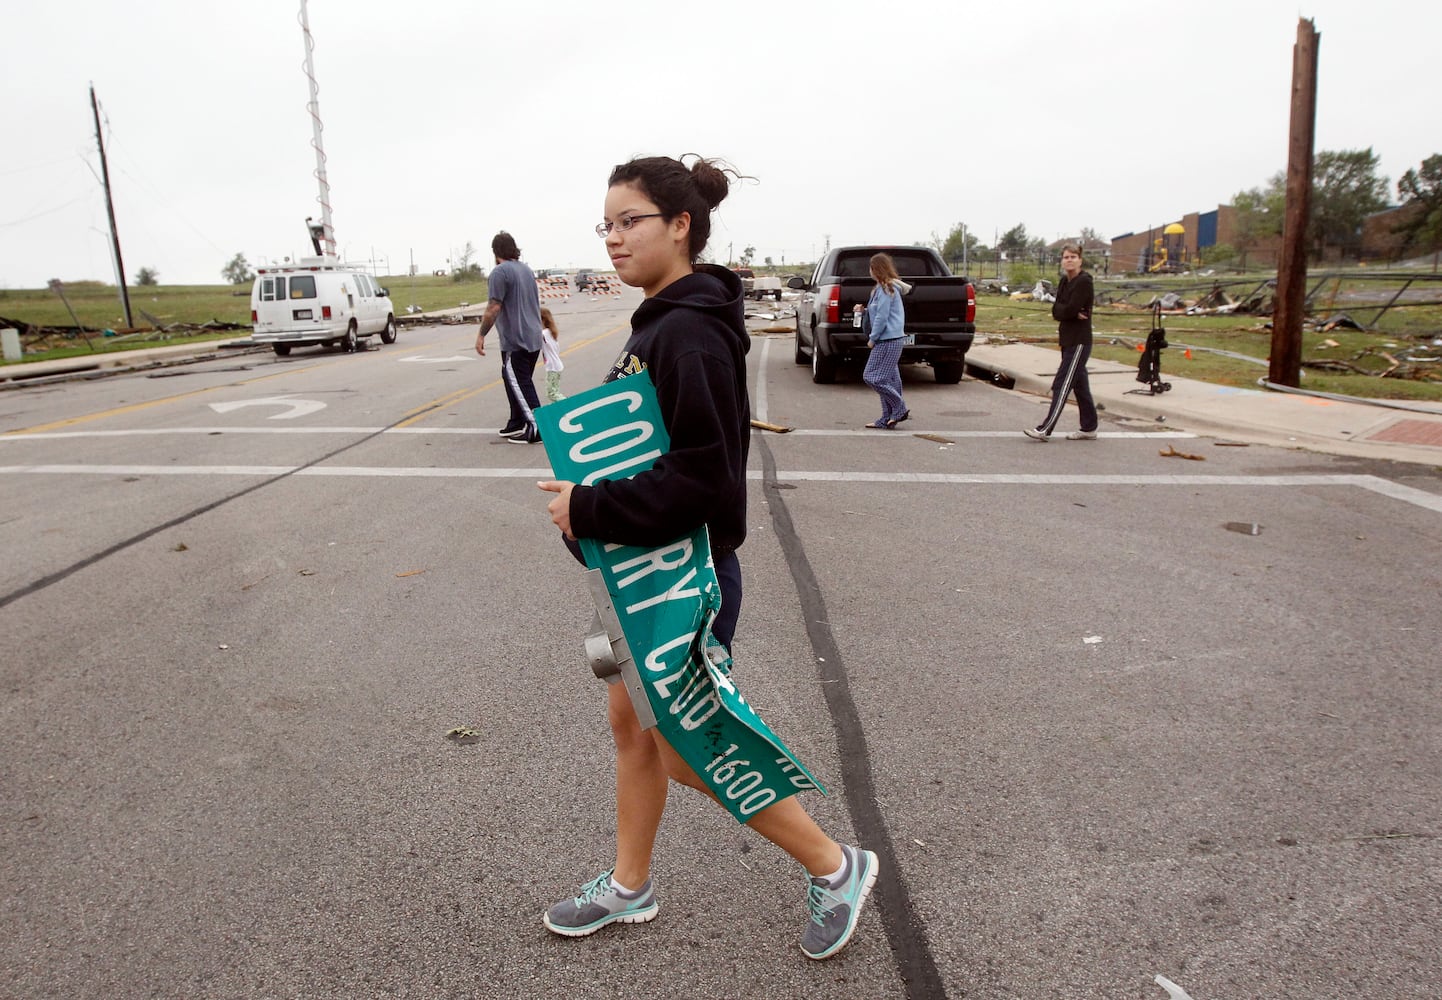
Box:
[595,213,664,238]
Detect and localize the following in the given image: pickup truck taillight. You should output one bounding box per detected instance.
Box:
[823,284,840,325]
[250,310,257,323]
[965,283,976,324]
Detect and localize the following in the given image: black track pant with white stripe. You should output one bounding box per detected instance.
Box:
[501,349,542,433]
[1034,341,1097,436]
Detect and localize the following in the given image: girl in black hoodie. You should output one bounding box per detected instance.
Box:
[537,155,877,960]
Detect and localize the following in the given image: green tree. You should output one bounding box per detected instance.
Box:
[222,253,254,285]
[937,222,982,266]
[450,241,484,281]
[1231,184,1284,259]
[1310,148,1389,256]
[1395,153,1442,258]
[740,245,756,267]
[135,267,159,286]
[997,224,1030,258]
[1235,148,1388,260]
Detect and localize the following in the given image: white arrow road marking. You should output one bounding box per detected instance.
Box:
[398,355,475,363]
[208,397,327,420]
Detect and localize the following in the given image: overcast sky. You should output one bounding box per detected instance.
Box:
[2,0,1434,289]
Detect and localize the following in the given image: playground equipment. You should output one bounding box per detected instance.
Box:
[1146,223,1189,273]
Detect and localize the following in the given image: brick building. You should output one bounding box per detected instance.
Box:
[1111,205,1285,273]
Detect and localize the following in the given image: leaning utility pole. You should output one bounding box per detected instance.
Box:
[89,83,133,329]
[1270,18,1319,388]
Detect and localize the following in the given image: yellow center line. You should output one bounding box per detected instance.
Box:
[3,362,327,435]
[7,322,629,436]
[393,324,626,429]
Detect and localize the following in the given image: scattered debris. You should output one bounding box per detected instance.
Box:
[1224,522,1263,536]
[445,726,481,745]
[1214,441,1250,447]
[172,542,188,552]
[1159,444,1205,460]
[914,432,954,444]
[750,419,792,434]
[1082,635,1103,645]
[1155,974,1195,1000]
[395,568,426,578]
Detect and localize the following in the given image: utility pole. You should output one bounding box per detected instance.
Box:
[1271,18,1319,388]
[89,84,132,329]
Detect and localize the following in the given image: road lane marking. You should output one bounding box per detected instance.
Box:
[208,397,327,419]
[1,465,1438,512]
[0,427,1198,440]
[3,361,327,434]
[390,322,629,430]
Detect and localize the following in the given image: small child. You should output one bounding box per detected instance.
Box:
[539,307,565,402]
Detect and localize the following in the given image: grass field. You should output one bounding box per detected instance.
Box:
[0,273,493,364]
[3,268,1440,402]
[981,271,1442,402]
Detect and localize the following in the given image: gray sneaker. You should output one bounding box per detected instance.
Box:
[800,844,878,960]
[1066,429,1098,440]
[543,870,658,937]
[1023,427,1050,441]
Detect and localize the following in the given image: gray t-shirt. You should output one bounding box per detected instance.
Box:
[488,260,543,353]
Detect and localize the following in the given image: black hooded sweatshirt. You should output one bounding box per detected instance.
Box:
[568,264,751,555]
[1051,270,1094,349]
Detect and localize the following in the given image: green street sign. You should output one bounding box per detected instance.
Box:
[535,371,826,822]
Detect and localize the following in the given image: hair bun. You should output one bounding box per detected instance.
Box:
[687,156,733,211]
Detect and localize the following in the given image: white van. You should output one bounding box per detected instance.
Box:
[250,256,397,356]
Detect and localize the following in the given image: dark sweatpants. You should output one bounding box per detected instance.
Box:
[1035,341,1097,435]
[502,349,542,433]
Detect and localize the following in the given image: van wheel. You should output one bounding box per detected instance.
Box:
[273,343,291,356]
[342,322,358,353]
[380,316,397,344]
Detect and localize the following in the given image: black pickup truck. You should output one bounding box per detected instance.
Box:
[789,246,976,384]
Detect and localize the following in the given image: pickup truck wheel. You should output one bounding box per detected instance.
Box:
[380,316,397,344]
[342,322,358,353]
[273,343,291,357]
[811,345,838,384]
[933,360,965,384]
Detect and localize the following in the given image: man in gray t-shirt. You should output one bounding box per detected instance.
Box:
[475,231,544,443]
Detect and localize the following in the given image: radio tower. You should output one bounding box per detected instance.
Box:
[298,0,335,258]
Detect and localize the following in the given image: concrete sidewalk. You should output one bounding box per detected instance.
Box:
[965,338,1442,468]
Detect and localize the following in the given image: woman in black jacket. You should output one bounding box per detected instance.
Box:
[1024,243,1099,441]
[536,154,877,960]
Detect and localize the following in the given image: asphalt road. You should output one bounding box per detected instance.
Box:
[2,287,1441,999]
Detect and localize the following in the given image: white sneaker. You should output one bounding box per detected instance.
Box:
[1022,427,1049,441]
[1066,430,1098,440]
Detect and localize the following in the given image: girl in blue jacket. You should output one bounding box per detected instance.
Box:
[860,253,909,428]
